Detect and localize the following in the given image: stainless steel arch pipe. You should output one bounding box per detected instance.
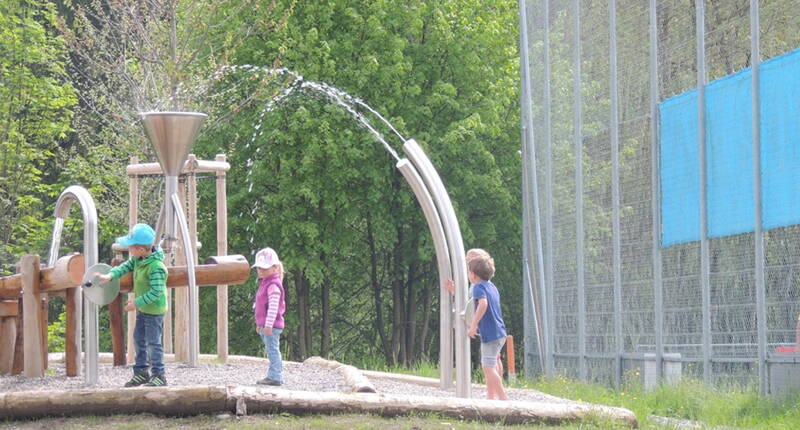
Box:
[49,185,99,384]
[396,159,454,389]
[402,139,471,398]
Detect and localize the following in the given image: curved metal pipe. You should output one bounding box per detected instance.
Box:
[50,185,99,384]
[172,193,199,366]
[396,159,454,389]
[402,139,470,398]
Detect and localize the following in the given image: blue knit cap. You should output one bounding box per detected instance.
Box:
[117,223,156,247]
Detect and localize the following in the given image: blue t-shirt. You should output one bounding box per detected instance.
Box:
[472,281,507,343]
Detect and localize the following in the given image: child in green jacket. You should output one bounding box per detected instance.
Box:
[98,223,168,387]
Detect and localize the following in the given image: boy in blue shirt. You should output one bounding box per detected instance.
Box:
[466,253,508,400]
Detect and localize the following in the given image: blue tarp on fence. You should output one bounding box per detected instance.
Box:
[660,47,800,247]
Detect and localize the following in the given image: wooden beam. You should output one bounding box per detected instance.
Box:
[125,157,231,176]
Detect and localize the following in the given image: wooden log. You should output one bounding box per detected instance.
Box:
[65,287,78,376]
[0,386,229,419]
[215,153,229,363]
[0,385,637,427]
[0,317,16,374]
[304,356,376,393]
[117,255,250,291]
[0,253,85,298]
[229,387,639,427]
[20,254,44,377]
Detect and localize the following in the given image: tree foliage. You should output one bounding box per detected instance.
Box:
[195,0,522,365]
[0,0,76,274]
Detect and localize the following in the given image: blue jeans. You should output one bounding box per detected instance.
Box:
[260,328,283,382]
[134,312,164,376]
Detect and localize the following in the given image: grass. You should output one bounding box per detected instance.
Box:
[361,359,800,429]
[515,373,800,429]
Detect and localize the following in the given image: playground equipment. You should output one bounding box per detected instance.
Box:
[0,111,245,380]
[396,140,470,397]
[50,186,100,383]
[123,111,232,365]
[0,251,249,378]
[0,253,85,376]
[140,111,206,367]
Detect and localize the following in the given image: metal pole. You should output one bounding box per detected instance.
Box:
[649,0,664,383]
[518,0,552,377]
[542,0,556,377]
[696,0,711,385]
[573,0,587,382]
[609,0,623,390]
[750,0,767,396]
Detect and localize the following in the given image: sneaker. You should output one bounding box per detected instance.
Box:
[124,371,150,387]
[256,377,281,386]
[144,374,168,387]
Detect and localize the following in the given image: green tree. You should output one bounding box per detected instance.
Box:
[196,0,522,367]
[0,0,76,274]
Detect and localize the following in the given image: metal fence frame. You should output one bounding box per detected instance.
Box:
[519,0,787,395]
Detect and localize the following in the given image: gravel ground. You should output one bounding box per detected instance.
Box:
[0,361,348,393]
[1,358,570,405]
[369,378,574,403]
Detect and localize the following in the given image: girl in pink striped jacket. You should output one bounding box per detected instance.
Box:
[252,247,286,386]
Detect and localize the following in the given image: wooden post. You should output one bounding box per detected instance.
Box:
[173,180,189,361]
[109,258,125,366]
[506,335,516,382]
[215,154,228,362]
[40,296,48,369]
[20,254,44,377]
[65,287,78,376]
[0,301,18,374]
[188,156,200,358]
[127,156,138,365]
[12,299,23,374]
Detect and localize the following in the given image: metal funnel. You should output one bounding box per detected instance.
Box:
[140,111,207,176]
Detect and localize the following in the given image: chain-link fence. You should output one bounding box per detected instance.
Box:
[519,0,800,394]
